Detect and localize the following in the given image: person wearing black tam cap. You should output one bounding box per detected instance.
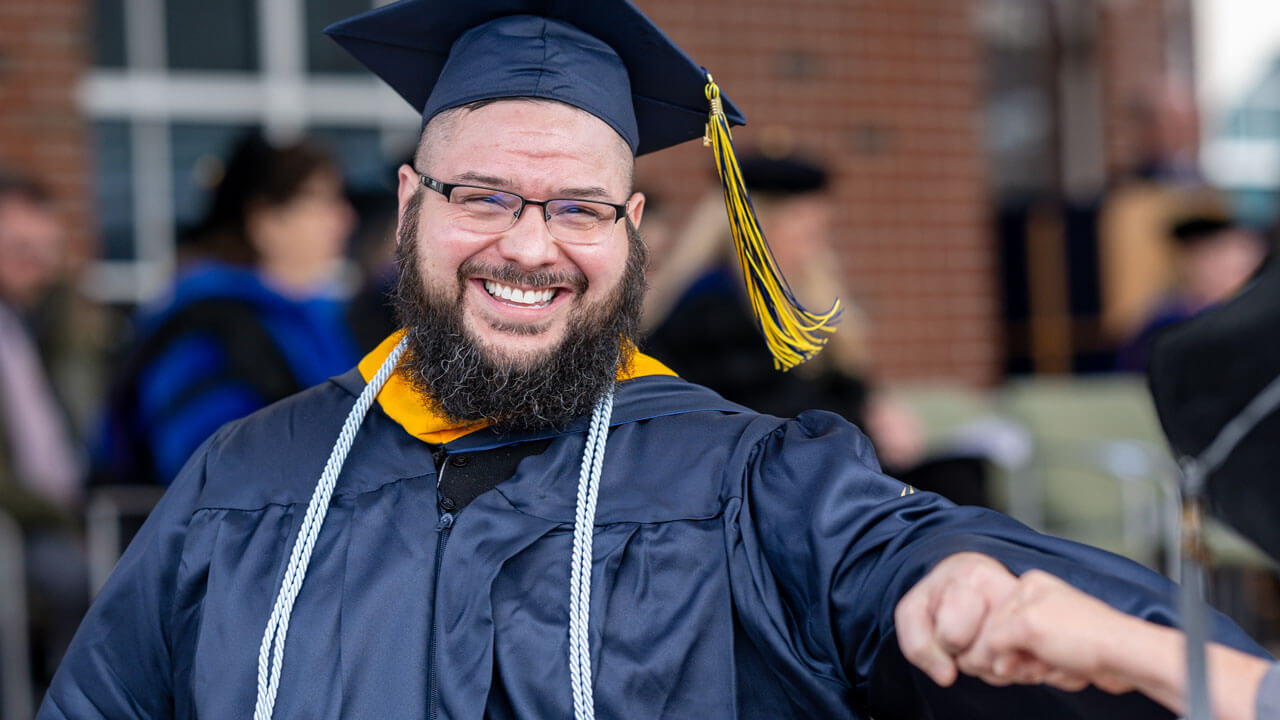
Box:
[40,2,1269,719]
[645,153,869,425]
[1115,210,1267,372]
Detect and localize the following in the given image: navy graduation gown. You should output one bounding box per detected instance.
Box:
[41,371,1266,719]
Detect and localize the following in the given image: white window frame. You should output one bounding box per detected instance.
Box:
[78,0,419,304]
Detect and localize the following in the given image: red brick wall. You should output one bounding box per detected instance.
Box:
[0,0,92,263]
[636,0,998,385]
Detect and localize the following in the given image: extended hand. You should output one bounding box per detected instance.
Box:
[982,570,1272,719]
[980,570,1133,693]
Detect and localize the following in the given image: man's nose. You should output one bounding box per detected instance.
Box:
[495,206,559,268]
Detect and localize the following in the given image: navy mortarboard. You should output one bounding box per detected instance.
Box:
[325,0,840,370]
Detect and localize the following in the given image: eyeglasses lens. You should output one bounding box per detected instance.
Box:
[446,186,616,243]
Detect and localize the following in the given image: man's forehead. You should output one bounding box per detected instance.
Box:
[431,98,628,146]
[421,99,634,188]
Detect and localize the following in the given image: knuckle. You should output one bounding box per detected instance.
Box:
[897,629,930,659]
[1022,570,1054,590]
[937,625,975,655]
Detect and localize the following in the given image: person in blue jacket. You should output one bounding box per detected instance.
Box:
[94,132,361,485]
[43,1,1269,718]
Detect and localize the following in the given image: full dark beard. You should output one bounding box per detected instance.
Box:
[390,192,647,431]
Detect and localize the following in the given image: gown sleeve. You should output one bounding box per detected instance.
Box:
[728,409,1270,720]
[37,431,221,719]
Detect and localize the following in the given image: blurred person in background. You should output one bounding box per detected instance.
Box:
[94,132,362,486]
[643,153,873,425]
[643,154,988,505]
[345,175,406,353]
[0,171,89,692]
[1098,78,1210,353]
[1127,77,1203,185]
[1115,212,1269,372]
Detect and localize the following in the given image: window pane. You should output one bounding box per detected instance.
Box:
[170,123,256,239]
[309,125,390,192]
[94,0,127,68]
[309,126,399,268]
[164,0,259,71]
[93,121,135,261]
[306,0,370,74]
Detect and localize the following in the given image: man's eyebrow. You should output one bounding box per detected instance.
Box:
[555,185,615,201]
[451,172,617,201]
[453,171,515,188]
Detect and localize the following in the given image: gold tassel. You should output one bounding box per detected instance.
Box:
[703,74,841,371]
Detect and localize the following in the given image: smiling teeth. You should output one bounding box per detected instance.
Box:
[484,280,555,306]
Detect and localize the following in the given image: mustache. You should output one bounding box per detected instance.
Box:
[457,258,587,293]
[391,217,647,430]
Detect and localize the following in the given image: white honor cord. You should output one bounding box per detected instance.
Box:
[568,387,615,720]
[253,336,409,720]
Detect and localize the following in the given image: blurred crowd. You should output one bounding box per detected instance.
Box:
[0,131,402,703]
[1,111,1278,708]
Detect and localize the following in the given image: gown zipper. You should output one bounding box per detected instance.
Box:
[429,452,454,720]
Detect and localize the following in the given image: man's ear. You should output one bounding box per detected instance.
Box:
[395,164,420,246]
[625,191,645,229]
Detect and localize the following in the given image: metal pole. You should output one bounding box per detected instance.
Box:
[1177,456,1211,720]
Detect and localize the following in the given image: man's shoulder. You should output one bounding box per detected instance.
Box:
[615,373,860,436]
[611,373,874,466]
[614,372,754,419]
[187,369,433,511]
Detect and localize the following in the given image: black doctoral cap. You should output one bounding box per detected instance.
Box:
[1148,254,1280,560]
[1170,212,1234,246]
[323,0,746,156]
[738,153,830,195]
[325,0,842,370]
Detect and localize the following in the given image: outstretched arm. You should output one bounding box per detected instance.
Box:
[903,564,1272,720]
[733,410,1266,718]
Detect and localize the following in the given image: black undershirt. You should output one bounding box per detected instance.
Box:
[430,438,554,513]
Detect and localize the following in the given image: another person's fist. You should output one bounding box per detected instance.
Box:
[982,570,1130,693]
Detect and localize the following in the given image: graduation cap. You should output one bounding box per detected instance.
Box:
[325,0,841,370]
[1148,253,1280,560]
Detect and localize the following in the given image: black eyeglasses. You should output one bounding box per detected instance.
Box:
[418,172,628,245]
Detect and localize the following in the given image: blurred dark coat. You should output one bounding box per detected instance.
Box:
[644,265,868,426]
[94,263,360,485]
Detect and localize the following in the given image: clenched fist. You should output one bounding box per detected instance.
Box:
[893,552,1024,687]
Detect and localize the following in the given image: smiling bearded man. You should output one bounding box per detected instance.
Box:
[391,140,648,430]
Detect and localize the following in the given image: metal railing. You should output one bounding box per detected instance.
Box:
[0,510,32,720]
